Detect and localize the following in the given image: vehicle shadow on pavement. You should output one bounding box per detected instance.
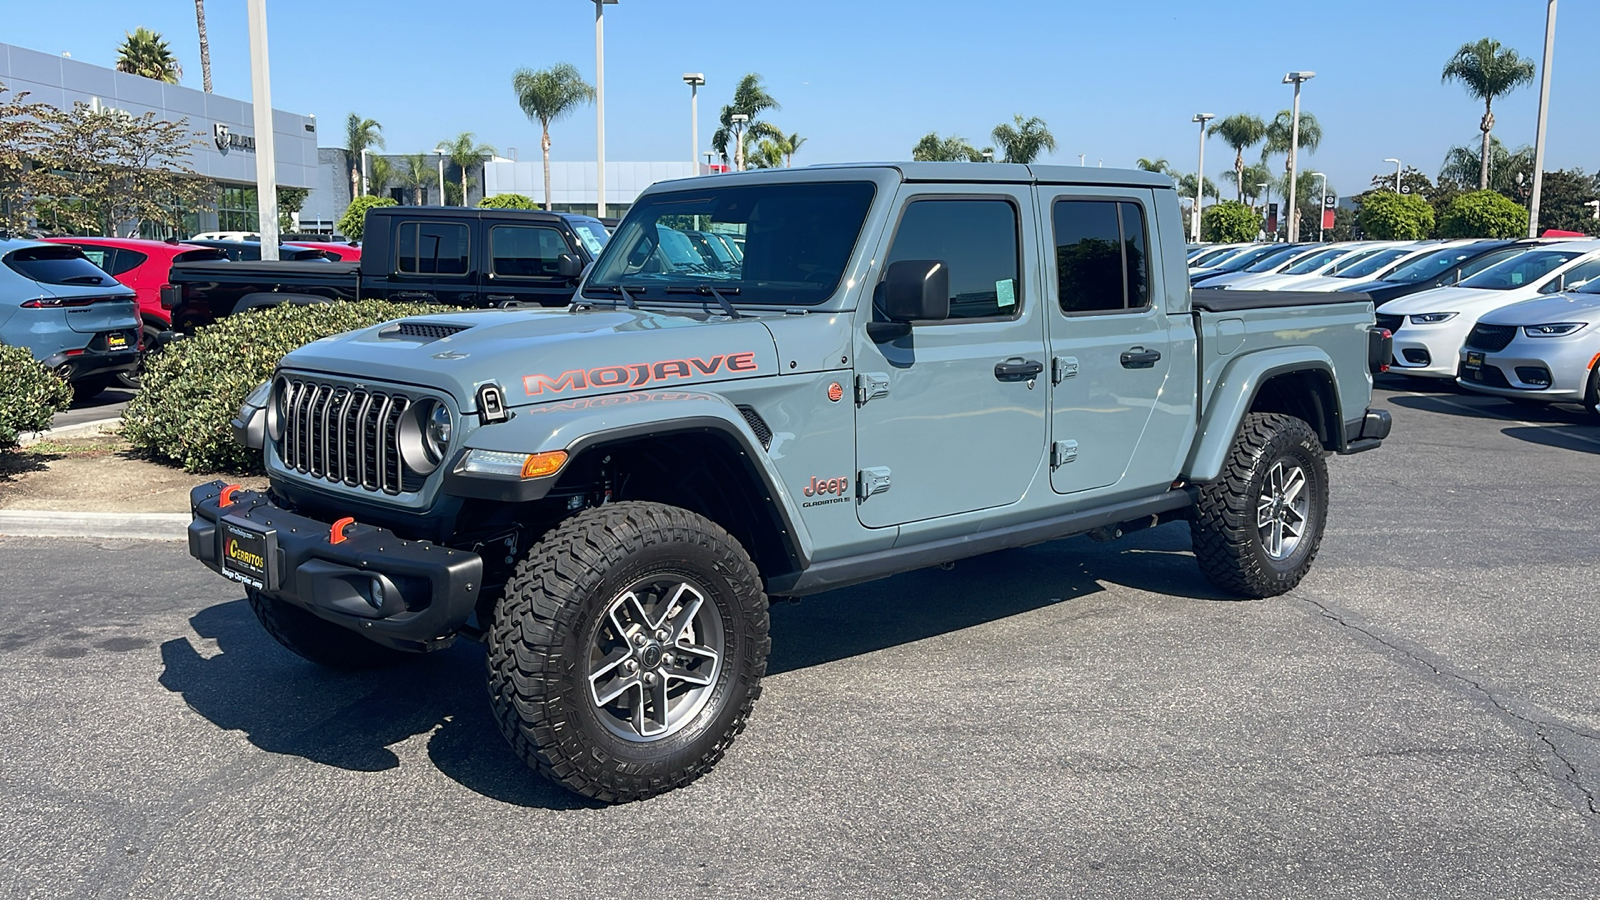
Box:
[157,598,602,811]
[1501,425,1600,455]
[1387,392,1597,427]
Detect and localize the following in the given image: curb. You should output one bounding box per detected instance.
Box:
[20,418,123,447]
[0,511,189,541]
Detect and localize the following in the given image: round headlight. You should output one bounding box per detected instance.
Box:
[267,376,290,441]
[424,402,451,463]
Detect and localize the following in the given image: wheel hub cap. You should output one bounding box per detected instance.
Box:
[1256,461,1309,561]
[586,578,723,742]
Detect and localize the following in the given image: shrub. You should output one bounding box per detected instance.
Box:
[1439,190,1530,239]
[1202,201,1260,243]
[122,300,463,473]
[336,195,397,242]
[0,345,72,450]
[479,193,540,210]
[1356,191,1435,240]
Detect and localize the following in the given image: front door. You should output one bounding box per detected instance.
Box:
[481,219,579,307]
[852,186,1048,528]
[1039,188,1178,494]
[388,218,478,307]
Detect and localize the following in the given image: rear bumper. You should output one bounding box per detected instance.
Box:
[1340,408,1391,454]
[187,482,482,651]
[41,346,140,383]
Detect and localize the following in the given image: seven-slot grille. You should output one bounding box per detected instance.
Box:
[1375,313,1405,334]
[277,378,415,494]
[1464,323,1518,353]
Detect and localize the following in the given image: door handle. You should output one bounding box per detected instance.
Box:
[994,357,1044,382]
[484,294,515,303]
[393,290,432,300]
[1120,347,1162,369]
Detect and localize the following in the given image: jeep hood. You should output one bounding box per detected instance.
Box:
[277,307,780,411]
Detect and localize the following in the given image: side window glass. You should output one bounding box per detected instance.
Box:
[112,250,148,276]
[884,198,1020,319]
[1119,202,1150,309]
[1053,200,1124,312]
[79,247,111,270]
[1557,260,1600,293]
[490,225,568,277]
[396,222,470,275]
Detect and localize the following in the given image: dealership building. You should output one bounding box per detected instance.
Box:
[0,41,318,235]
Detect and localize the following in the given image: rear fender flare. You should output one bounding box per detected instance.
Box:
[1185,347,1340,483]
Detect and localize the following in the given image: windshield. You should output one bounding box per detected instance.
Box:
[570,219,610,256]
[1209,245,1283,273]
[1333,247,1412,279]
[1284,246,1359,275]
[1243,245,1313,273]
[1191,245,1243,267]
[1384,244,1507,284]
[1459,250,1582,290]
[585,181,876,305]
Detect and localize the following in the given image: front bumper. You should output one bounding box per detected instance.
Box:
[1388,319,1475,379]
[1455,340,1594,401]
[187,482,482,651]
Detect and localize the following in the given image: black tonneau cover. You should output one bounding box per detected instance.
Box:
[1192,288,1373,313]
[169,260,359,282]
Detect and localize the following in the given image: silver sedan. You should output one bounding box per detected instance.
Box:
[1456,282,1600,410]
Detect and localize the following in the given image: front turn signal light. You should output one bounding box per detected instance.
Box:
[521,450,568,478]
[456,448,568,479]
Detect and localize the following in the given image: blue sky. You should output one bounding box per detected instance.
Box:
[8,1,1596,201]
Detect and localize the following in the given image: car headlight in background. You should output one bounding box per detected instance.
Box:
[1523,322,1587,337]
[1409,312,1457,325]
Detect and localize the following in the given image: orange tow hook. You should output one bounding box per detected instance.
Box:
[218,484,243,506]
[329,517,356,545]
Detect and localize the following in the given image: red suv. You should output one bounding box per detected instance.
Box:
[41,237,227,350]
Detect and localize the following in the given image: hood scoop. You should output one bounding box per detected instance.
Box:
[380,320,473,342]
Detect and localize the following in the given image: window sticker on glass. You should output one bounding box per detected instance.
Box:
[996,278,1016,309]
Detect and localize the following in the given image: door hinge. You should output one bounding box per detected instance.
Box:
[1052,356,1078,384]
[1051,440,1078,468]
[858,466,892,499]
[856,372,890,405]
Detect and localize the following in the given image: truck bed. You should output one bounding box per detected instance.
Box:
[170,259,360,286]
[1191,288,1373,313]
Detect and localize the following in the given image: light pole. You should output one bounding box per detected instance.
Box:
[1311,172,1327,242]
[1191,112,1214,243]
[587,0,618,217]
[246,0,279,259]
[1383,158,1402,192]
[730,113,749,171]
[1528,0,1558,237]
[434,145,449,205]
[1078,153,1085,166]
[683,73,704,173]
[703,151,715,173]
[983,150,994,163]
[360,147,369,197]
[1282,71,1315,242]
[1257,181,1271,239]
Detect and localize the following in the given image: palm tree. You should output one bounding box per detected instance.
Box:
[911,133,986,162]
[748,139,787,170]
[1207,114,1267,202]
[1220,162,1275,206]
[442,132,495,205]
[990,115,1055,164]
[1262,110,1322,173]
[366,156,395,198]
[712,74,781,171]
[1441,136,1534,196]
[344,114,384,207]
[193,1,212,92]
[1135,157,1172,175]
[1442,38,1537,190]
[398,154,433,205]
[782,132,806,167]
[115,28,182,84]
[512,63,595,210]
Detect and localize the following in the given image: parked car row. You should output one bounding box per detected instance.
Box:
[1189,238,1600,413]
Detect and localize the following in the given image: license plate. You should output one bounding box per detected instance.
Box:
[1464,350,1484,370]
[106,332,128,350]
[219,518,274,589]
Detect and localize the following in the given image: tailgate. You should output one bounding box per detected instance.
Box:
[65,298,141,333]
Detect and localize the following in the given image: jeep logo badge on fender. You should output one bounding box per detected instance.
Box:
[801,475,851,508]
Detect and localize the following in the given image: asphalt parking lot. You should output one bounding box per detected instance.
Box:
[3,378,1599,898]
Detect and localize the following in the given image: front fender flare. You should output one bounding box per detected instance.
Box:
[1185,346,1339,483]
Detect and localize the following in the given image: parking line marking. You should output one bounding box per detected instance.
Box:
[1421,395,1600,449]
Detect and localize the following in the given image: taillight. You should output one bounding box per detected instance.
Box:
[21,296,105,308]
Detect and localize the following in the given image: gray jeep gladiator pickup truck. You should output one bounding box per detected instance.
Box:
[187,163,1391,802]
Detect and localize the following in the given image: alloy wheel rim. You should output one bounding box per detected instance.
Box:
[1256,461,1309,561]
[587,577,724,743]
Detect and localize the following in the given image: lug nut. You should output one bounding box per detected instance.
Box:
[642,672,657,685]
[622,659,638,673]
[662,653,675,667]
[632,633,646,646]
[654,629,670,642]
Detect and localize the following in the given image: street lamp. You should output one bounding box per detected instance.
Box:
[1383,158,1402,193]
[1191,112,1214,243]
[703,151,714,173]
[982,150,994,163]
[683,73,705,173]
[1282,70,1315,242]
[730,113,749,171]
[1528,0,1557,237]
[1078,153,1085,166]
[587,0,619,217]
[1310,172,1327,242]
[434,145,450,205]
[1585,199,1600,221]
[246,0,279,259]
[1257,182,1271,238]
[360,147,369,197]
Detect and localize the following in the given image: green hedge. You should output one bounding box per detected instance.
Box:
[1357,191,1435,240]
[1202,201,1261,243]
[336,195,397,242]
[1438,190,1529,239]
[0,345,72,450]
[479,193,540,209]
[122,301,462,473]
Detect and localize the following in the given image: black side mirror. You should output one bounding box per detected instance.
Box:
[557,253,583,279]
[878,259,949,322]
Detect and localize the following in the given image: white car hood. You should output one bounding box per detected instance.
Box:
[1479,293,1600,326]
[1382,285,1540,315]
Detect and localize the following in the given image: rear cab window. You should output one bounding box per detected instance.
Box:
[1053,199,1150,314]
[396,222,470,275]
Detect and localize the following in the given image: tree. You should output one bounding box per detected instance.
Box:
[512,63,594,211]
[1368,165,1433,198]
[1438,189,1529,238]
[1441,136,1534,201]
[397,154,433,206]
[1208,114,1267,202]
[1531,169,1600,235]
[1262,110,1321,173]
[115,27,182,84]
[747,139,787,170]
[441,132,495,206]
[1136,157,1174,177]
[344,114,384,210]
[337,195,396,242]
[911,132,985,162]
[1219,161,1274,206]
[990,115,1055,164]
[276,186,309,233]
[479,193,539,210]
[782,132,806,167]
[193,1,213,93]
[1442,38,1536,191]
[0,82,53,233]
[712,74,781,171]
[365,156,395,198]
[1201,201,1260,243]
[1275,170,1333,237]
[1357,191,1434,240]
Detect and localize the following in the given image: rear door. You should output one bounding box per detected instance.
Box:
[480,218,580,307]
[388,218,478,307]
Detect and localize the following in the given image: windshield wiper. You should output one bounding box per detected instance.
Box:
[584,284,641,310]
[666,284,742,318]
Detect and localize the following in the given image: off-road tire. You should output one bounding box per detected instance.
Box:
[1190,413,1329,598]
[487,501,770,803]
[247,588,411,669]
